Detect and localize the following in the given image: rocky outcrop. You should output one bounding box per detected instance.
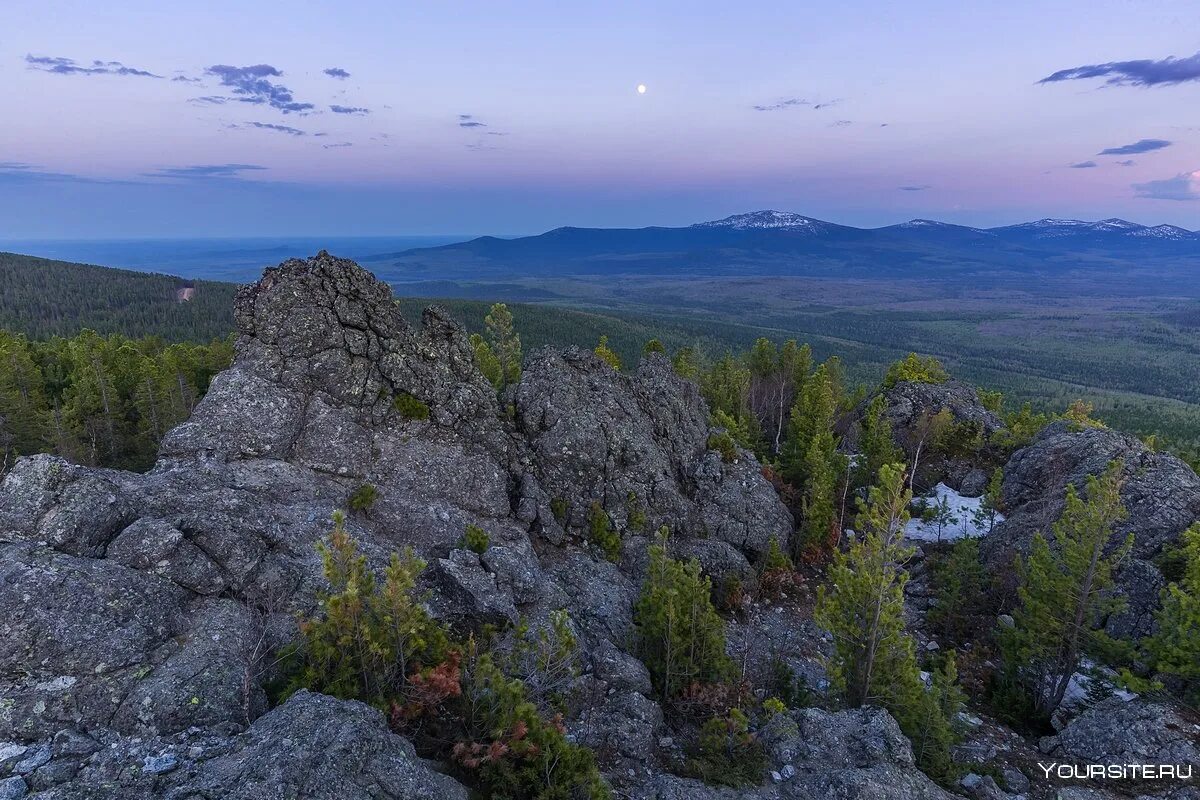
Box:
[845,379,1005,494]
[515,346,792,557]
[0,253,811,798]
[1,691,470,799]
[645,707,955,799]
[982,419,1200,637]
[1042,698,1200,795]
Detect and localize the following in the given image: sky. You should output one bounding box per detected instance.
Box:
[2,0,1199,238]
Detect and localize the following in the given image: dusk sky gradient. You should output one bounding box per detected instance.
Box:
[3,0,1199,237]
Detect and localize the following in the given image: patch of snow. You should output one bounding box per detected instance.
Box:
[904,483,1002,542]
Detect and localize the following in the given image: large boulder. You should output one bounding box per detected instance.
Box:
[515,347,792,557]
[982,419,1200,637]
[1046,698,1200,795]
[10,691,471,800]
[642,707,955,799]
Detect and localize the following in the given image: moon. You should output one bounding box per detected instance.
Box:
[637,84,647,94]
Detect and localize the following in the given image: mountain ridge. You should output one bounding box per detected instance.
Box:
[381,209,1200,284]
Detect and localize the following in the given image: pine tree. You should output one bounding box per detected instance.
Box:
[1146,523,1200,697]
[781,362,836,487]
[593,335,622,370]
[970,468,1004,535]
[815,462,915,707]
[633,528,732,697]
[0,332,50,457]
[999,462,1132,715]
[798,428,845,559]
[469,333,503,389]
[816,463,962,780]
[290,511,449,707]
[701,352,750,420]
[855,394,901,492]
[671,346,700,380]
[484,303,522,389]
[897,651,964,784]
[928,538,987,644]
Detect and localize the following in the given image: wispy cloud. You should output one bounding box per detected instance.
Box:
[1039,50,1200,87]
[144,164,268,179]
[753,98,809,112]
[752,97,841,112]
[322,142,353,149]
[1133,170,1200,200]
[1115,159,1136,167]
[1098,138,1171,155]
[830,119,853,127]
[205,64,313,113]
[324,67,351,79]
[330,104,370,115]
[234,122,307,136]
[458,114,486,128]
[25,54,160,78]
[1069,161,1098,169]
[898,185,931,191]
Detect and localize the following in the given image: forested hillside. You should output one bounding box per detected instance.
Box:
[0,252,236,340]
[3,252,1199,471]
[0,330,232,471]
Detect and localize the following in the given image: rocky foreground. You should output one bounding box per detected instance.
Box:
[1,253,1197,799]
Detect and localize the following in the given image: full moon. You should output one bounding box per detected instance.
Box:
[637,84,647,94]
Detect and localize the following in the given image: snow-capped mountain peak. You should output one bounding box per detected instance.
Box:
[693,210,828,231]
[1128,224,1195,240]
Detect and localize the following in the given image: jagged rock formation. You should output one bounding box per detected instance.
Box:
[844,379,1005,495]
[0,253,959,798]
[982,419,1200,638]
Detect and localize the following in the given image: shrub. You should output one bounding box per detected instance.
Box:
[456,650,610,800]
[594,335,622,370]
[672,346,700,379]
[587,501,622,562]
[882,353,949,388]
[501,610,580,712]
[762,696,787,717]
[686,708,767,787]
[287,511,450,709]
[977,388,1004,414]
[549,496,568,524]
[469,333,503,389]
[634,528,732,697]
[759,535,802,600]
[461,524,490,554]
[762,535,794,573]
[643,338,666,354]
[991,403,1051,451]
[393,391,430,420]
[769,659,811,709]
[1063,399,1105,430]
[708,430,738,463]
[348,483,380,512]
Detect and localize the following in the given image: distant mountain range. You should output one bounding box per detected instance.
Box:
[378,210,1200,285]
